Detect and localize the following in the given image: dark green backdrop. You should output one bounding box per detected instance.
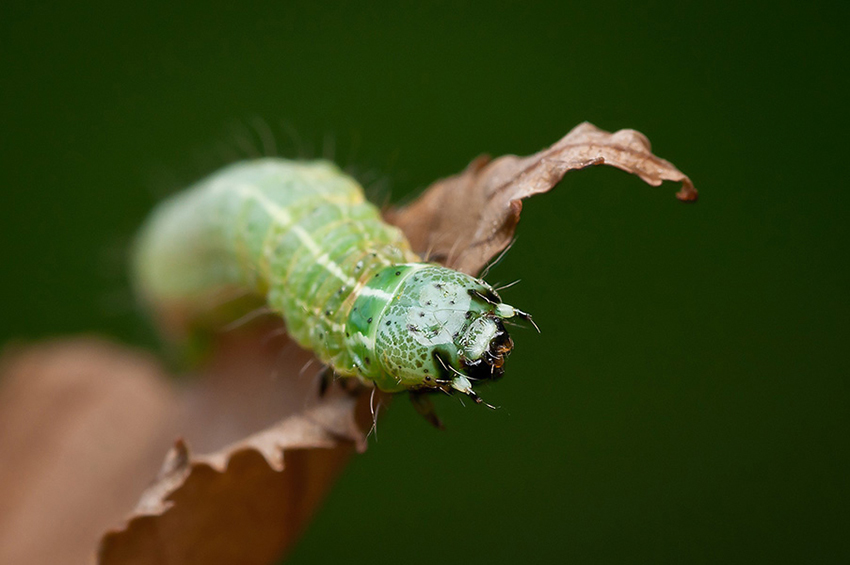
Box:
[2,1,847,563]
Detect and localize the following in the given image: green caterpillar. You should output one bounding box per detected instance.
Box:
[133,159,530,421]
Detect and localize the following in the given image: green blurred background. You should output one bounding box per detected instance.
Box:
[2,1,847,563]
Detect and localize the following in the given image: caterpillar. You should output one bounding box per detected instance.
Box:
[133,158,531,423]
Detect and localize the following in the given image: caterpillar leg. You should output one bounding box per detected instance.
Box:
[317,367,365,397]
[448,375,497,410]
[317,366,333,397]
[409,390,445,430]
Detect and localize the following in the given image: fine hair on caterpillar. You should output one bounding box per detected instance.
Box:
[157,118,389,206]
[133,156,536,426]
[225,118,393,191]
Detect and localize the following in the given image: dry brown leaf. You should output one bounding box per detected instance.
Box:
[387,121,697,275]
[0,339,178,565]
[0,122,696,565]
[0,331,371,565]
[95,325,374,565]
[98,392,365,565]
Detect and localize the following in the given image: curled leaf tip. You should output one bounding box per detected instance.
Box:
[388,121,698,275]
[675,180,699,202]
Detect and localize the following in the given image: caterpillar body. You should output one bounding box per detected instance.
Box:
[133,159,529,415]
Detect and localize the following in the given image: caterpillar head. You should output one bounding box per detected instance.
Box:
[350,264,532,403]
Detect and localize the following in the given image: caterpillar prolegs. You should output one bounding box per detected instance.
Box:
[133,159,531,423]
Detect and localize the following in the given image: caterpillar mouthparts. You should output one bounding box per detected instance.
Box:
[459,316,514,380]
